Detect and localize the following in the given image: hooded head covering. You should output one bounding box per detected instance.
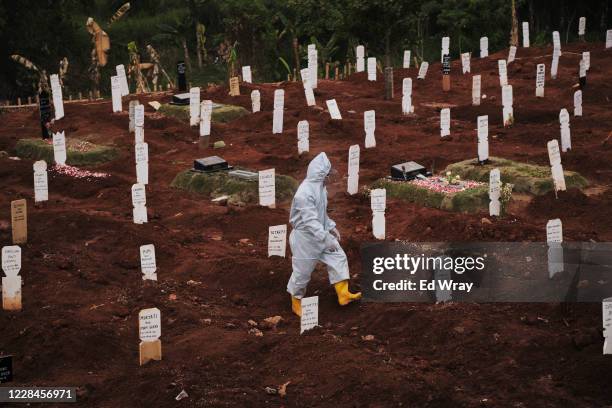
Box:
[306,152,332,182]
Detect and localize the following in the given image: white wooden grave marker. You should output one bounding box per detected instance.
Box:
[300,296,318,334]
[461,53,470,74]
[297,120,309,154]
[546,218,564,277]
[308,45,318,88]
[347,144,360,195]
[326,99,342,120]
[578,17,586,37]
[582,52,590,71]
[268,224,287,258]
[33,160,48,203]
[129,100,140,133]
[417,61,429,79]
[551,49,560,79]
[356,45,365,72]
[440,108,450,137]
[573,90,582,117]
[273,89,284,134]
[535,64,545,97]
[607,30,612,49]
[507,46,517,64]
[370,188,386,240]
[552,31,562,55]
[403,50,411,68]
[2,245,22,311]
[135,104,145,144]
[132,183,148,224]
[559,109,571,152]
[441,37,450,62]
[502,85,514,127]
[367,57,377,81]
[522,22,530,47]
[50,74,64,120]
[135,142,149,185]
[241,66,252,83]
[498,59,508,86]
[111,75,122,113]
[259,168,275,208]
[489,168,501,216]
[199,100,212,137]
[116,64,129,96]
[52,131,67,166]
[140,244,157,281]
[472,75,481,106]
[603,298,612,354]
[547,140,566,192]
[251,90,260,113]
[480,37,489,58]
[364,110,376,148]
[189,87,200,126]
[402,78,413,114]
[139,307,162,365]
[477,115,489,162]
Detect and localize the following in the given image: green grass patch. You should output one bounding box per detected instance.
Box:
[158,103,249,124]
[171,169,298,205]
[15,138,118,166]
[371,178,489,213]
[445,157,588,195]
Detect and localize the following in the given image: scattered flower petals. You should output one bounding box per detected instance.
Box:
[51,164,109,179]
[409,176,484,194]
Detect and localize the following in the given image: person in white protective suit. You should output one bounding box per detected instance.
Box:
[287,152,361,316]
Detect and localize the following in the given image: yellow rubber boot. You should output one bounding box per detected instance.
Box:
[334,280,362,306]
[291,296,302,317]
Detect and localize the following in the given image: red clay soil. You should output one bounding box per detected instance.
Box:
[0,42,611,407]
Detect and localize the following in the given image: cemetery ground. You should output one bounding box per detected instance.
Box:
[1,41,612,407]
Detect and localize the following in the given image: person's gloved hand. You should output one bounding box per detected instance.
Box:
[331,227,341,242]
[324,233,339,252]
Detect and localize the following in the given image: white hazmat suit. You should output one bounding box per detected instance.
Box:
[287,152,349,298]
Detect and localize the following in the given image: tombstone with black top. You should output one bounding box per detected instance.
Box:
[442,54,451,92]
[177,61,187,92]
[39,90,53,140]
[0,355,13,383]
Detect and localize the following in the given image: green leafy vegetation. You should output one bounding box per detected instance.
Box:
[15,138,118,166]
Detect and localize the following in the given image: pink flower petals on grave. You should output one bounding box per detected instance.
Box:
[410,176,483,194]
[51,164,109,179]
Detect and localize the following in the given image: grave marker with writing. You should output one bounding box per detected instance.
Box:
[50,74,64,120]
[140,244,157,281]
[480,37,489,58]
[440,108,450,137]
[559,109,571,152]
[578,17,586,40]
[579,59,587,89]
[356,45,365,72]
[364,110,376,148]
[502,85,514,127]
[507,46,517,64]
[574,90,582,116]
[402,78,413,115]
[241,66,252,83]
[259,169,275,208]
[536,64,545,97]
[308,45,318,88]
[489,168,501,216]
[116,64,130,96]
[200,100,212,137]
[552,31,562,55]
[135,105,145,144]
[135,142,149,185]
[139,307,162,365]
[472,75,481,106]
[347,144,360,195]
[229,76,240,96]
[268,225,287,258]
[604,298,612,354]
[370,188,386,240]
[251,90,260,113]
[2,246,22,311]
[129,100,140,133]
[461,52,470,74]
[441,36,450,62]
[297,120,309,154]
[10,199,27,245]
[522,22,530,47]
[477,115,489,163]
[547,140,566,192]
[300,296,318,334]
[442,54,451,91]
[189,87,200,127]
[0,356,12,383]
[367,57,376,81]
[546,218,563,277]
[132,183,148,224]
[111,75,122,113]
[498,59,508,87]
[417,61,429,79]
[607,30,612,49]
[403,50,411,68]
[326,99,342,120]
[53,131,67,166]
[582,52,590,71]
[33,160,48,203]
[551,49,560,79]
[273,89,284,134]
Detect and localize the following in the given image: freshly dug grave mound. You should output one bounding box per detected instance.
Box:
[445,157,588,195]
[158,103,250,124]
[171,169,298,205]
[15,138,118,166]
[372,177,489,213]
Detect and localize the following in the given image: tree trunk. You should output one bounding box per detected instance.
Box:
[292,37,300,81]
[196,26,202,69]
[510,0,519,46]
[182,38,192,71]
[384,29,391,67]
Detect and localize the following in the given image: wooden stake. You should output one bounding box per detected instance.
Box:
[325,63,330,79]
[442,75,451,92]
[11,199,27,244]
[384,67,394,100]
